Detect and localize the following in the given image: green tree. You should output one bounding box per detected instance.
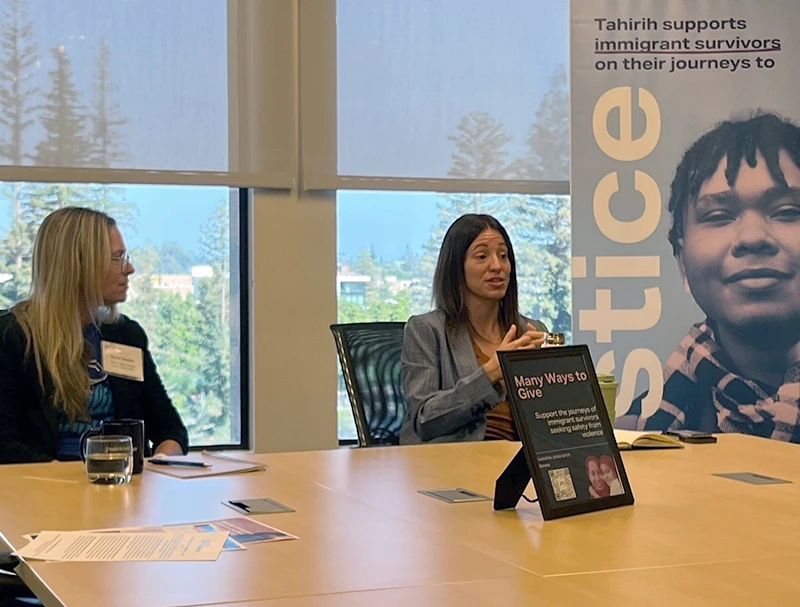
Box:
[448,111,515,179]
[0,33,135,307]
[195,201,232,442]
[35,45,91,166]
[121,243,160,333]
[120,242,229,443]
[506,195,572,337]
[0,0,38,165]
[0,183,35,307]
[410,112,519,314]
[156,242,197,274]
[84,183,137,232]
[0,183,93,303]
[511,67,572,335]
[90,37,127,167]
[337,288,411,324]
[517,66,569,181]
[407,101,573,334]
[0,0,39,308]
[149,292,211,439]
[398,245,419,279]
[351,247,379,278]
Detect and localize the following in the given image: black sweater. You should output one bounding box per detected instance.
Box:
[0,311,189,464]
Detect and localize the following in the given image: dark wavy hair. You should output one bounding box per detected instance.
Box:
[432,214,521,333]
[668,111,800,255]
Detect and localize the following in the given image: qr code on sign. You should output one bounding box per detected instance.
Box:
[548,467,576,501]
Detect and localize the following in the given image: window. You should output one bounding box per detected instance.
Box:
[336,0,568,182]
[0,183,247,448]
[330,0,571,440]
[0,0,289,449]
[303,0,569,191]
[336,191,571,439]
[0,0,293,187]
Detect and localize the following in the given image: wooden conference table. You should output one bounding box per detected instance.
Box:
[1,435,799,607]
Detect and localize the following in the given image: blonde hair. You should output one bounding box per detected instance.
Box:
[12,207,118,421]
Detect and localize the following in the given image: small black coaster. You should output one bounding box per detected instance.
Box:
[223,498,295,514]
[712,472,791,485]
[417,488,492,503]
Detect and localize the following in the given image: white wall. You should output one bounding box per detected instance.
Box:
[249,188,339,452]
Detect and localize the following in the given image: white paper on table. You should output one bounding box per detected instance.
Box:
[15,530,228,562]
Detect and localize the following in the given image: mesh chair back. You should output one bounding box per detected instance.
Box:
[330,322,407,447]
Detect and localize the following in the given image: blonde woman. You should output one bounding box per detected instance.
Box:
[0,207,188,463]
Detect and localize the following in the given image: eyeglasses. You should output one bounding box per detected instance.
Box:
[111,251,133,270]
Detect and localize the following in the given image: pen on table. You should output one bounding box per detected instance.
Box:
[149,459,211,468]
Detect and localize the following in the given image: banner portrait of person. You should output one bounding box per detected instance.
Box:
[644,112,800,442]
[570,1,800,443]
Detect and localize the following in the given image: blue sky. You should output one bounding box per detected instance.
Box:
[0,185,225,254]
[117,186,226,251]
[337,191,439,260]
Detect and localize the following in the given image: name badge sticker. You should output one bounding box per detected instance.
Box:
[101,341,144,382]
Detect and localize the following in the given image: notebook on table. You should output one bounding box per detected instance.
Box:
[145,451,266,478]
[614,429,683,450]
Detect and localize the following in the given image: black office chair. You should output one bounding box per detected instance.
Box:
[330,322,407,447]
[0,553,41,606]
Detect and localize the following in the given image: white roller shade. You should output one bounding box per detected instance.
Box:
[0,0,295,188]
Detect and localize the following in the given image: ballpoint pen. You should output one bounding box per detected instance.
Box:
[149,459,211,468]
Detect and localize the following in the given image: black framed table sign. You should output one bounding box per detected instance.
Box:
[494,345,634,520]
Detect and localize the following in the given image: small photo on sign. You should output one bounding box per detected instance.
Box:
[548,467,577,501]
[586,454,624,498]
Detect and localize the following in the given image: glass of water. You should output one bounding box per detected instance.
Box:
[84,435,133,485]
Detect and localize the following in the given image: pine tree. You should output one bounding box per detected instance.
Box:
[506,195,572,337]
[411,111,517,313]
[518,66,569,181]
[441,111,516,228]
[511,66,572,334]
[0,0,39,165]
[83,38,135,230]
[448,111,515,180]
[0,0,39,307]
[90,37,127,167]
[121,243,159,333]
[399,244,419,279]
[0,182,35,306]
[85,183,137,232]
[0,181,99,305]
[196,202,232,441]
[35,45,91,167]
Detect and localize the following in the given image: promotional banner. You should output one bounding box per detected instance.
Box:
[571,1,800,442]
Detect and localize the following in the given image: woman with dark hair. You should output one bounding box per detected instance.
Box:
[586,456,610,499]
[399,214,547,444]
[599,454,623,496]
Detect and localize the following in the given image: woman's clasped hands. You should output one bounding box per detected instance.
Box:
[483,322,546,384]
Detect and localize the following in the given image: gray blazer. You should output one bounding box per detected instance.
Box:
[399,309,547,445]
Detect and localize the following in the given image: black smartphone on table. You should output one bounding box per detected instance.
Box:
[664,429,717,444]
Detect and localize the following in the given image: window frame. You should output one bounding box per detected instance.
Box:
[192,187,251,451]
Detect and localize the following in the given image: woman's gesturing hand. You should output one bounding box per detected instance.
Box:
[483,324,547,383]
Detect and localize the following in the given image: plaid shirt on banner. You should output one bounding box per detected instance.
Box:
[645,321,800,443]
